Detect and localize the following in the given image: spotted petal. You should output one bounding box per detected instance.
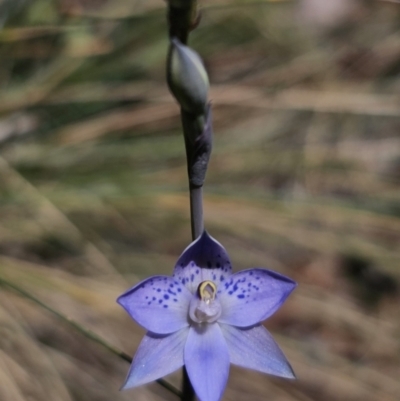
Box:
[218,268,296,327]
[117,276,192,334]
[220,323,295,378]
[122,328,189,389]
[174,231,232,294]
[184,323,230,401]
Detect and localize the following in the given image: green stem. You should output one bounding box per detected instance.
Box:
[167,1,198,44]
[180,79,205,401]
[182,367,196,401]
[189,185,204,239]
[167,2,202,400]
[0,277,182,398]
[183,166,204,401]
[182,111,206,240]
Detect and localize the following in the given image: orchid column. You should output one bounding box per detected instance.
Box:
[166,1,212,400]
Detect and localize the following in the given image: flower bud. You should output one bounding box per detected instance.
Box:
[167,38,209,115]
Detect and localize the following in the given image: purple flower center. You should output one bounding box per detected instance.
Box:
[189,280,221,323]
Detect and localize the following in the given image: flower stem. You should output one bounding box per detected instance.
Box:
[0,277,182,398]
[182,366,196,401]
[189,185,204,239]
[166,2,203,400]
[167,0,198,44]
[182,179,204,401]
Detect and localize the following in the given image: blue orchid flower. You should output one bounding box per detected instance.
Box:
[117,231,296,401]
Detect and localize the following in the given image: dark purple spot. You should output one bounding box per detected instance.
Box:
[173,299,178,302]
[163,305,168,308]
[190,274,194,282]
[159,299,163,304]
[220,275,225,281]
[164,294,169,300]
[196,269,199,274]
[177,288,182,292]
[168,289,176,296]
[152,297,156,301]
[237,294,245,299]
[157,289,161,292]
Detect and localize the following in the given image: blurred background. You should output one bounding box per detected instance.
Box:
[0,0,399,400]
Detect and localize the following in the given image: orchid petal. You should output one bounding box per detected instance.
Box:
[122,328,189,389]
[184,323,230,401]
[220,323,295,379]
[174,231,232,293]
[117,276,191,334]
[218,268,296,327]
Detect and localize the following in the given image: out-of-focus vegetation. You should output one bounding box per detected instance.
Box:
[0,0,399,400]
